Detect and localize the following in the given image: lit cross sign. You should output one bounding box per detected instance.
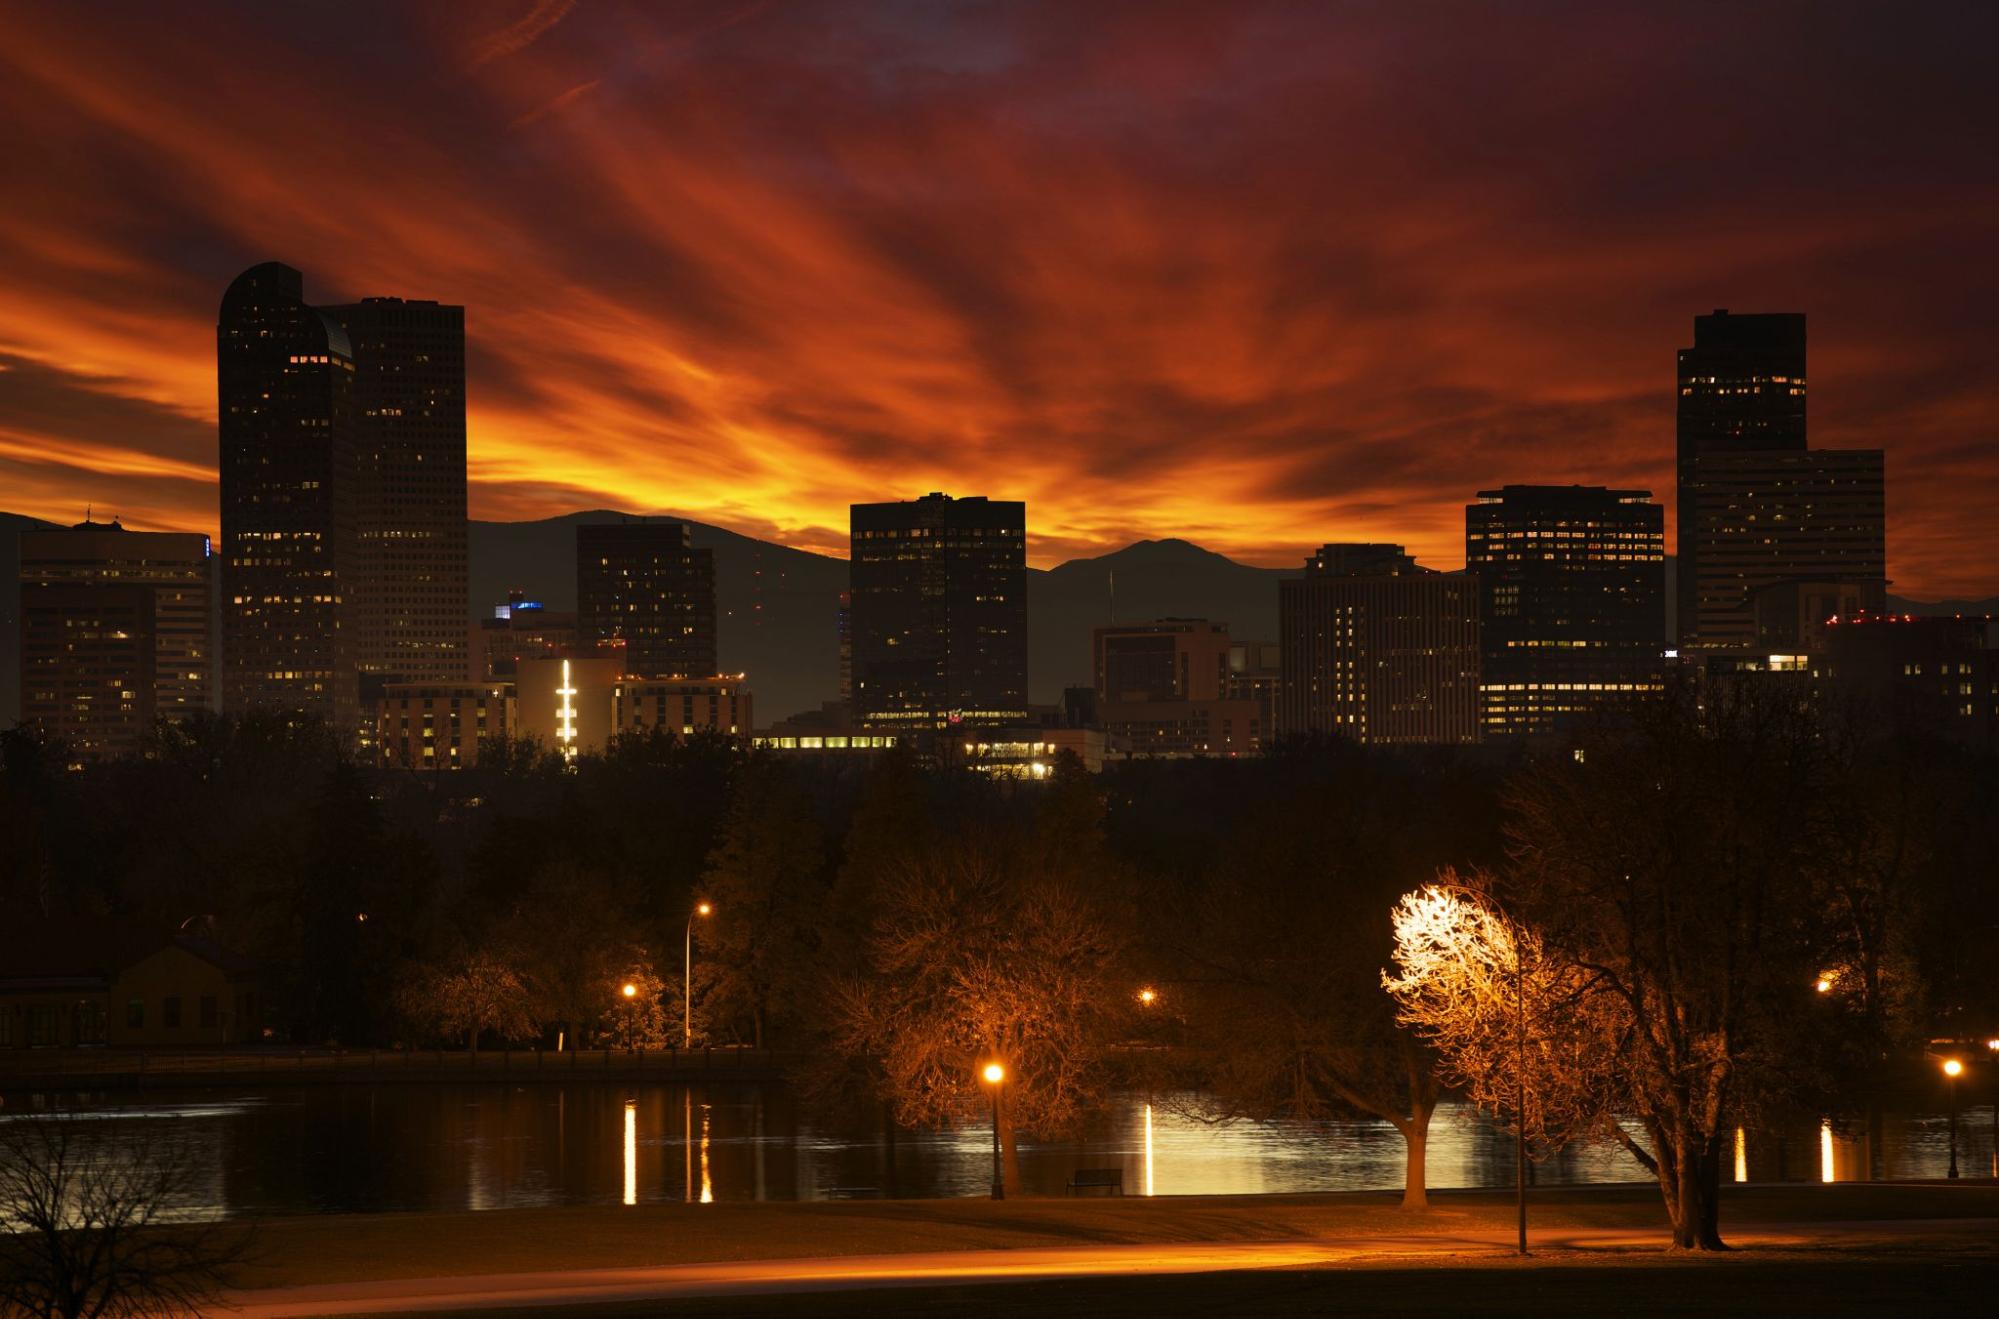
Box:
[556,659,579,761]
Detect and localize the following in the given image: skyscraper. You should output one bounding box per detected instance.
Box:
[323,297,469,689]
[1465,485,1666,738]
[849,493,1027,732]
[1674,310,1807,649]
[576,521,718,678]
[1683,449,1887,651]
[1278,545,1480,745]
[217,262,359,732]
[18,518,213,762]
[1093,619,1265,756]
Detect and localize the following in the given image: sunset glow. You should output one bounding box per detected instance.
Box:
[2,2,1995,593]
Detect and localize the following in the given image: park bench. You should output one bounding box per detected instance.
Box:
[1066,1167,1124,1196]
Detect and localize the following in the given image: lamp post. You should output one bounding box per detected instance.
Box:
[1942,1058,1962,1180]
[1988,1040,1999,1179]
[684,902,712,1049]
[982,1061,1006,1200]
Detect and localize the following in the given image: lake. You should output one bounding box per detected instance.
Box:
[2,1083,1989,1216]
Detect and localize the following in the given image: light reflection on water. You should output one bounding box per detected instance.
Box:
[5,1085,1991,1217]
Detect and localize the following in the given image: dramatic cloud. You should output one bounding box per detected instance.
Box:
[1,0,1994,593]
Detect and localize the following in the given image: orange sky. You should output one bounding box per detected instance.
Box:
[1,1,1995,595]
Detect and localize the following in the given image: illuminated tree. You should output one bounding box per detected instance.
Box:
[400,951,537,1053]
[826,767,1134,1193]
[601,966,671,1049]
[1382,875,1628,1162]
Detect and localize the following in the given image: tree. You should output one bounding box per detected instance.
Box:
[1382,875,1636,1245]
[701,754,830,1047]
[602,966,672,1048]
[0,1112,250,1319]
[1501,678,1833,1249]
[400,951,538,1053]
[826,770,1134,1193]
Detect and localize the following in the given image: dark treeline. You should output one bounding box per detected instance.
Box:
[3,679,1995,1240]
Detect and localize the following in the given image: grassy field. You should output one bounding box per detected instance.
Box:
[234,1181,1999,1291]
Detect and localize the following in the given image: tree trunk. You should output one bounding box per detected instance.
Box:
[1396,1118,1429,1210]
[1666,1128,1728,1250]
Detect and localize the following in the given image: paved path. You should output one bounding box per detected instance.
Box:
[226,1218,1996,1315]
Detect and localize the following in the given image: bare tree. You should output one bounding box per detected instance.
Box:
[826,771,1135,1194]
[0,1112,250,1319]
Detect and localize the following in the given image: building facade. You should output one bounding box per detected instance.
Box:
[0,922,260,1049]
[1823,613,1999,750]
[377,682,515,770]
[1675,310,1807,648]
[1278,545,1480,745]
[576,521,718,679]
[1465,485,1666,738]
[324,296,469,690]
[474,591,581,680]
[217,262,360,732]
[849,493,1028,733]
[615,677,752,741]
[1682,448,1886,652]
[1093,619,1265,755]
[17,519,213,762]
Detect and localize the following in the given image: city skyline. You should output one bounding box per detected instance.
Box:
[3,3,1997,597]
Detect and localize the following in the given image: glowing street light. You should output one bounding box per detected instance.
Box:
[1942,1057,1963,1180]
[685,902,713,1049]
[981,1061,1006,1200]
[1137,987,1158,1007]
[621,982,638,999]
[1815,977,1832,995]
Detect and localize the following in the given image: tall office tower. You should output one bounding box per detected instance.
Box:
[18,518,213,762]
[1675,310,1807,648]
[1277,545,1480,745]
[1683,449,1886,651]
[1093,619,1264,756]
[1465,485,1666,738]
[323,297,469,689]
[849,493,1027,732]
[576,521,718,678]
[217,262,359,732]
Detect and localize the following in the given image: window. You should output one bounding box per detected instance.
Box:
[199,996,218,1029]
[163,996,182,1029]
[28,1005,58,1046]
[127,998,145,1029]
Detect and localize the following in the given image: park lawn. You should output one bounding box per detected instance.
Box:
[233,1181,1999,1291]
[357,1253,1999,1319]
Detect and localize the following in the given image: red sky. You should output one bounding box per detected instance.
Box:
[1,0,1995,595]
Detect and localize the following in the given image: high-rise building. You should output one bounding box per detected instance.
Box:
[849,493,1027,732]
[1465,485,1666,738]
[377,682,514,771]
[323,297,469,689]
[1091,619,1264,756]
[474,590,581,681]
[1682,449,1886,652]
[17,519,213,762]
[1674,310,1807,648]
[217,262,359,731]
[1278,545,1480,745]
[576,521,718,679]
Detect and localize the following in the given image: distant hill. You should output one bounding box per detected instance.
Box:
[1,512,60,723]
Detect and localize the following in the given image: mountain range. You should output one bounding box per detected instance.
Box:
[4,509,1996,727]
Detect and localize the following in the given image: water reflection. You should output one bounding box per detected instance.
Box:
[6,1086,1990,1218]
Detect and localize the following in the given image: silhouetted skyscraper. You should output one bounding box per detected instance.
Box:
[1278,545,1479,745]
[324,297,469,688]
[849,493,1027,732]
[1465,485,1665,738]
[18,518,213,763]
[576,521,718,678]
[1675,310,1807,647]
[1684,449,1886,650]
[217,262,359,731]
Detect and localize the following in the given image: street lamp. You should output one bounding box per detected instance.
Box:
[982,1061,1006,1201]
[1942,1057,1963,1180]
[1989,1041,1999,1178]
[1137,987,1157,1006]
[685,901,712,1049]
[621,982,638,999]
